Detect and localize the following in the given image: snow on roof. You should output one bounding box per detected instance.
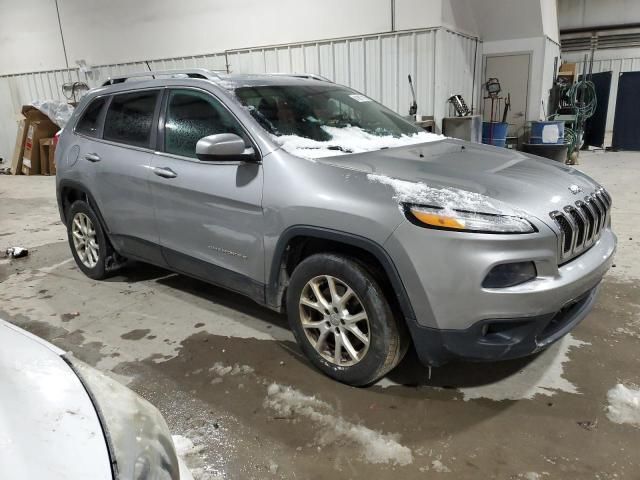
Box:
[274,126,444,159]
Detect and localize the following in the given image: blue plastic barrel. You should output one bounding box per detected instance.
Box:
[530,121,565,144]
[482,122,508,148]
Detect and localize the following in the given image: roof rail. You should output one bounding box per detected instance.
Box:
[102,68,224,86]
[267,72,333,82]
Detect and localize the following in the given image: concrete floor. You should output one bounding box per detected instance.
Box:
[1,151,639,479]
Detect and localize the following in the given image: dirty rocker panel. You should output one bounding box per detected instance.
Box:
[109,234,266,304]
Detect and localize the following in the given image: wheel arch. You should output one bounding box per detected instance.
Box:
[58,179,110,234]
[266,226,417,323]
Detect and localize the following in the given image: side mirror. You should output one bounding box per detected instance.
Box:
[195,133,257,162]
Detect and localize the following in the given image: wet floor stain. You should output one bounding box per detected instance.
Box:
[1,241,639,479]
[121,328,152,340]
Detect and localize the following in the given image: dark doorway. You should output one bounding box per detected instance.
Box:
[581,71,611,148]
[612,71,640,150]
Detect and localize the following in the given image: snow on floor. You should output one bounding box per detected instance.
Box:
[367,173,523,217]
[209,362,254,377]
[264,383,413,466]
[606,384,640,427]
[172,435,220,480]
[460,334,589,401]
[172,434,201,457]
[274,126,444,159]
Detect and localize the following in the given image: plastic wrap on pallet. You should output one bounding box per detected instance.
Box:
[30,100,75,128]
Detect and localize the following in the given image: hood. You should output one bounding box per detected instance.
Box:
[0,320,112,480]
[316,139,602,220]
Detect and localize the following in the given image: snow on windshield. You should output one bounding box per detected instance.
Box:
[274,125,444,159]
[367,173,523,216]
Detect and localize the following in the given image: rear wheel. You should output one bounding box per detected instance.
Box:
[66,200,112,280]
[287,253,408,386]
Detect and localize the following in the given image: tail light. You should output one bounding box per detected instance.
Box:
[53,130,62,147]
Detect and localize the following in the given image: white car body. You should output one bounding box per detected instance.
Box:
[0,319,192,480]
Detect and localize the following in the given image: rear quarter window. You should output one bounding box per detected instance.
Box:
[103,90,159,148]
[75,97,107,137]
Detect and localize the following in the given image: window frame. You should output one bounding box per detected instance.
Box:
[101,88,163,150]
[156,86,262,164]
[73,95,110,139]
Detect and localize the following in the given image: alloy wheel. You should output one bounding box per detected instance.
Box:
[298,275,371,366]
[71,212,99,269]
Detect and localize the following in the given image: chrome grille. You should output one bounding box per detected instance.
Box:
[549,188,611,263]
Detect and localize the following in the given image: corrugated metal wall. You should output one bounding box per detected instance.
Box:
[563,51,640,135]
[224,29,440,116]
[0,27,481,161]
[434,29,481,122]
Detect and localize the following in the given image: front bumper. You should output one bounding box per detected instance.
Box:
[406,284,600,365]
[385,221,616,365]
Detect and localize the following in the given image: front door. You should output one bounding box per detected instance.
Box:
[148,88,265,299]
[483,53,531,139]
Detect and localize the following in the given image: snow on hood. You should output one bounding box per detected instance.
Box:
[367,173,524,216]
[274,125,444,159]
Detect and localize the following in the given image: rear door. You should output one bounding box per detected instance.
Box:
[148,87,265,298]
[82,89,164,264]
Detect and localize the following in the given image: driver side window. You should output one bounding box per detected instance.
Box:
[165,89,247,158]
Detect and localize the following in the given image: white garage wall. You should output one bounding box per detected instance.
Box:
[1,0,455,76]
[0,27,481,161]
[0,0,559,161]
[563,48,640,135]
[558,0,640,30]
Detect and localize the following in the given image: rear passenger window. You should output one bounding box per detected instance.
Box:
[103,91,159,148]
[164,89,248,158]
[76,97,106,137]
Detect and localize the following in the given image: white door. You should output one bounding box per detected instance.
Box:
[483,54,531,138]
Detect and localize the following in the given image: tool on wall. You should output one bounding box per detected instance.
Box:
[408,74,418,117]
[447,95,471,117]
[501,93,511,124]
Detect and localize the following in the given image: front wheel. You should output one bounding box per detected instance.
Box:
[286,253,408,386]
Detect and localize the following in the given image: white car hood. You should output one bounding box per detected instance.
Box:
[0,321,112,480]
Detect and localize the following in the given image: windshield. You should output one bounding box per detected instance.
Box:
[234,84,442,158]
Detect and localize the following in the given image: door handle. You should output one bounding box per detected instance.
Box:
[84,153,101,162]
[153,167,178,179]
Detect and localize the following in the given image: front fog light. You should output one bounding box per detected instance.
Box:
[482,261,537,288]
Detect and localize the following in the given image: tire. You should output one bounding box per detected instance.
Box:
[286,253,408,386]
[66,200,113,280]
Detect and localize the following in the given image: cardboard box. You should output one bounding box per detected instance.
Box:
[21,109,59,176]
[559,62,577,78]
[10,119,28,175]
[13,105,60,175]
[39,138,55,175]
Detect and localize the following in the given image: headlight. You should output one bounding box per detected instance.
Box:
[65,356,180,480]
[407,205,535,234]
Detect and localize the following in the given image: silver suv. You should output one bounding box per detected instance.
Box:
[55,69,616,386]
